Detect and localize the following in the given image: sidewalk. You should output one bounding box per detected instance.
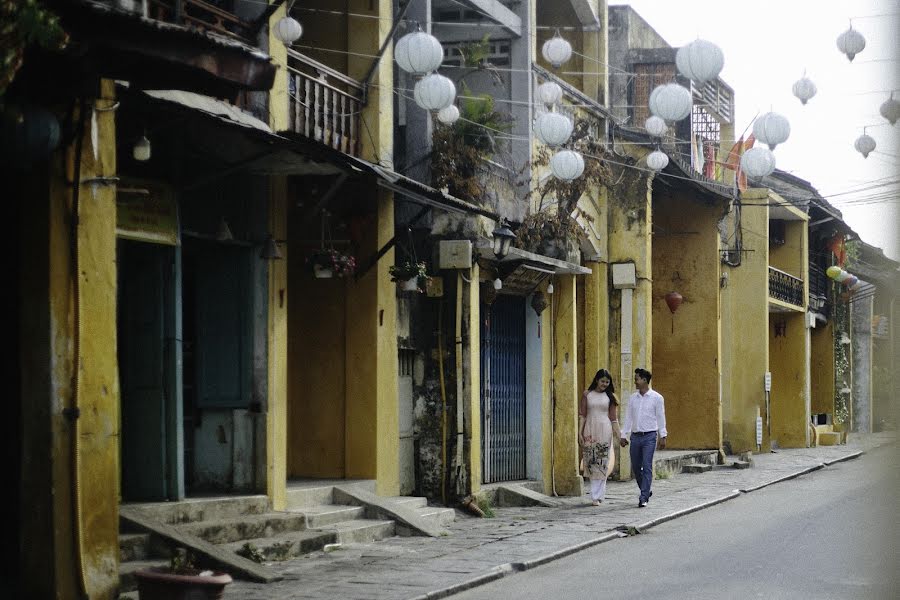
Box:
[224,432,896,600]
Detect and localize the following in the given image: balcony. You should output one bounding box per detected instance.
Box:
[286,49,364,157]
[147,0,255,44]
[768,267,804,308]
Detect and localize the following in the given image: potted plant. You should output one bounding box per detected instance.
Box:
[307,248,356,278]
[134,548,232,600]
[389,261,429,292]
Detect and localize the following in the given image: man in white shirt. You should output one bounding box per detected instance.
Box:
[619,368,667,507]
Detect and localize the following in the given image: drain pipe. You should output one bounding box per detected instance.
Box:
[549,286,557,497]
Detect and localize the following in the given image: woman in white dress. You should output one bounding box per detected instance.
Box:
[579,369,619,505]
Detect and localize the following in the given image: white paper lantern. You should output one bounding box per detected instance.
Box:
[273,16,303,44]
[879,94,900,125]
[542,33,573,69]
[414,73,456,111]
[644,115,667,137]
[837,26,866,62]
[740,147,776,178]
[550,150,585,181]
[792,75,817,105]
[437,104,460,125]
[537,81,563,106]
[646,150,669,171]
[649,83,692,122]
[395,28,444,77]
[534,112,573,147]
[752,112,791,150]
[854,132,876,158]
[675,39,724,84]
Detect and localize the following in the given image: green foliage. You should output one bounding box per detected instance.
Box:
[1,0,69,96]
[475,495,496,518]
[654,466,673,480]
[307,248,356,278]
[236,542,265,564]
[389,260,428,282]
[833,298,851,425]
[169,548,199,574]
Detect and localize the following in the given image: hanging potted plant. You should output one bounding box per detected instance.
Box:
[389,261,429,292]
[307,248,356,279]
[133,548,232,600]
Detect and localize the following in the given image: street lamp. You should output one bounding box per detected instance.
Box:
[492,218,515,259]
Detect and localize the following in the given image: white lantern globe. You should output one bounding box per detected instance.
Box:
[542,33,573,69]
[649,83,692,122]
[534,112,573,147]
[437,104,460,125]
[740,147,776,179]
[792,75,817,105]
[537,81,563,106]
[879,94,900,126]
[836,26,866,62]
[550,150,585,181]
[752,112,791,150]
[646,150,669,171]
[644,115,667,137]
[854,132,876,158]
[675,39,724,84]
[273,15,303,45]
[414,73,456,112]
[395,28,444,77]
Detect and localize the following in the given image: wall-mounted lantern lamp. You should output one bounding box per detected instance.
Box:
[492,218,516,259]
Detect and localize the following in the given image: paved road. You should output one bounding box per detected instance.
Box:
[451,443,900,600]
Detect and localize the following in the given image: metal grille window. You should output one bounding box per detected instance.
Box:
[631,63,676,126]
[686,104,721,175]
[442,40,511,67]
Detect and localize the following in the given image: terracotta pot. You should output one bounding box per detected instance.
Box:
[134,567,233,600]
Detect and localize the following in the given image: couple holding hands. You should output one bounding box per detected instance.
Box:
[578,368,667,508]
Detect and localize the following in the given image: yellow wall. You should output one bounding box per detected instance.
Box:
[464,265,482,493]
[349,0,392,166]
[721,191,769,452]
[769,218,806,278]
[267,178,288,510]
[20,83,120,598]
[769,312,809,447]
[811,321,836,418]
[651,192,722,449]
[551,275,582,495]
[541,284,554,495]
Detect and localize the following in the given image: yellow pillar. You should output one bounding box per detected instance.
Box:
[349,0,393,167]
[463,265,482,493]
[551,275,582,496]
[266,178,288,510]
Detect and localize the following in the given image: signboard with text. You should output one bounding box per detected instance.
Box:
[116,182,178,246]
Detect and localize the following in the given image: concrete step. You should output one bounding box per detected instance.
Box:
[118,558,170,593]
[286,485,335,510]
[221,529,339,562]
[314,519,396,544]
[681,463,713,474]
[123,495,270,525]
[177,512,307,545]
[416,506,456,527]
[731,460,751,469]
[289,504,364,528]
[119,533,150,562]
[818,432,843,446]
[386,496,428,510]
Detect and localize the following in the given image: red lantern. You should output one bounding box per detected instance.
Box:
[664,291,683,333]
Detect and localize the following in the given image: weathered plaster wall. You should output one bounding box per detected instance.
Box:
[769,219,806,278]
[551,275,582,496]
[851,295,874,433]
[810,320,836,418]
[651,192,722,449]
[769,312,809,448]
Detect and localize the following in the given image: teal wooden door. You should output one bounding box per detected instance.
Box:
[119,241,169,501]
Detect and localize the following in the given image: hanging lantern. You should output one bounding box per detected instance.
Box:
[740,147,776,178]
[792,73,817,105]
[531,291,549,316]
[273,15,303,45]
[752,112,791,150]
[826,265,844,280]
[534,111,573,147]
[549,150,584,181]
[879,94,900,125]
[395,27,444,77]
[844,275,859,288]
[537,81,563,106]
[132,135,151,161]
[646,149,669,171]
[675,39,724,85]
[664,291,683,334]
[437,104,460,125]
[644,115,667,137]
[649,83,692,122]
[413,73,456,111]
[542,32,573,68]
[836,25,866,62]
[854,131,876,158]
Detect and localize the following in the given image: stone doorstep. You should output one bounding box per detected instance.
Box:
[123,495,270,525]
[178,512,308,545]
[731,460,752,469]
[285,480,376,510]
[289,504,365,529]
[681,463,713,474]
[220,529,340,562]
[333,486,449,537]
[318,519,397,544]
[818,432,843,446]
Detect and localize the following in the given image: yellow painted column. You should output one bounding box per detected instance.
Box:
[541,291,554,495]
[349,0,393,167]
[552,275,582,496]
[582,262,610,385]
[267,178,288,510]
[268,4,289,133]
[463,264,482,493]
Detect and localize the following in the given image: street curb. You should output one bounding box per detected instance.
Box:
[511,531,625,571]
[407,564,514,600]
[739,464,824,493]
[822,450,863,466]
[630,491,742,531]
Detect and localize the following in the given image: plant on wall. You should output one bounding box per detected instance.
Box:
[1,0,69,97]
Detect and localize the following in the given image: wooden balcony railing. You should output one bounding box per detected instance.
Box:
[286,48,364,157]
[768,266,804,307]
[146,0,254,44]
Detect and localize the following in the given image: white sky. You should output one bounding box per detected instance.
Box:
[610,0,900,260]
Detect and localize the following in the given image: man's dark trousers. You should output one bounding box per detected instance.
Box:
[629,431,657,503]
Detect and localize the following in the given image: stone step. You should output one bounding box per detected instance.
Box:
[386,496,428,510]
[118,558,170,593]
[285,485,335,510]
[289,504,365,528]
[177,512,307,545]
[314,519,396,544]
[731,460,751,469]
[123,495,270,525]
[818,432,842,446]
[681,463,713,474]
[416,506,456,526]
[221,529,339,562]
[119,533,150,562]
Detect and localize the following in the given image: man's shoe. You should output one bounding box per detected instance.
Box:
[638,500,648,507]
